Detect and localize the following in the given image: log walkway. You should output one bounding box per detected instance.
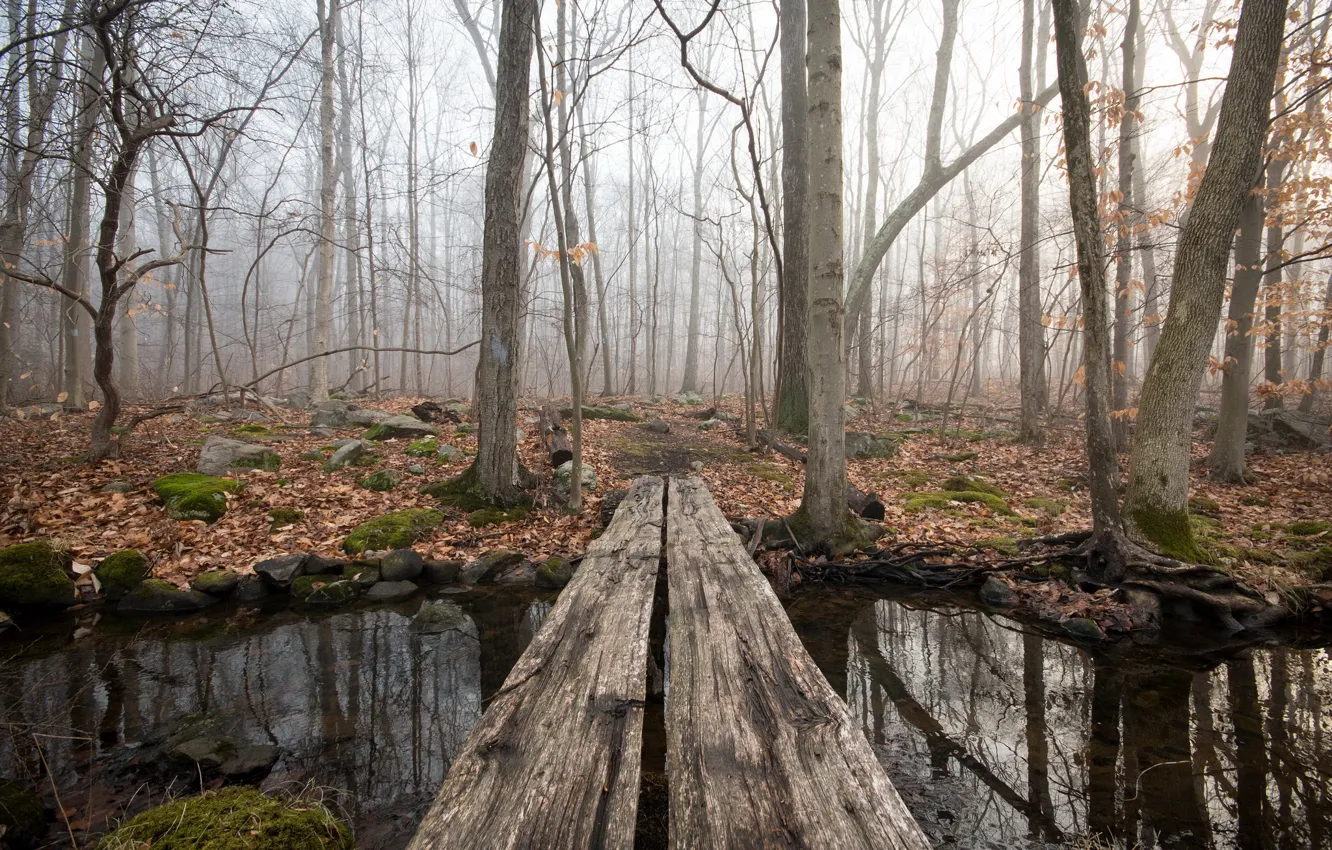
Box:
[409,475,930,850]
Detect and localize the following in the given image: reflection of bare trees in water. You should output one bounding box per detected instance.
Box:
[0,599,560,843]
[819,594,1332,849]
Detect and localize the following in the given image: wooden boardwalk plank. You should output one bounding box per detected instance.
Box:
[665,476,932,850]
[408,476,664,850]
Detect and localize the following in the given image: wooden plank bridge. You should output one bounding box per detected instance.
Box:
[408,475,931,850]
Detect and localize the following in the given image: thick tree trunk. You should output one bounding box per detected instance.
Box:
[1208,184,1264,482]
[680,91,707,395]
[777,0,810,435]
[1051,0,1121,533]
[799,0,849,543]
[1123,0,1285,558]
[1017,0,1048,444]
[473,0,533,505]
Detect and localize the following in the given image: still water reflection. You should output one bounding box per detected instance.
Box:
[2,586,1329,849]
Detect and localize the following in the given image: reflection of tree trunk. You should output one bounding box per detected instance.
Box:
[1267,649,1293,837]
[96,643,125,747]
[848,608,1061,837]
[1087,660,1121,838]
[1126,666,1208,846]
[1228,656,1267,850]
[1022,634,1054,840]
[317,620,352,742]
[1188,673,1218,847]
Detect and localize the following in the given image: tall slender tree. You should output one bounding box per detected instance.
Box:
[777,0,810,434]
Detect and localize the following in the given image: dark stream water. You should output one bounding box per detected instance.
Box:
[2,586,1329,849]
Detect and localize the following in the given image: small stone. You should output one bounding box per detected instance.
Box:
[437,444,460,461]
[381,549,424,581]
[324,439,366,471]
[640,420,671,434]
[100,481,135,493]
[555,460,597,494]
[698,418,722,431]
[219,744,279,780]
[1062,617,1105,642]
[309,426,334,438]
[690,461,705,472]
[535,556,576,589]
[232,575,270,604]
[456,422,474,435]
[303,554,347,576]
[408,463,426,475]
[197,436,280,476]
[459,550,525,584]
[410,600,473,634]
[254,554,307,588]
[192,569,240,595]
[118,579,218,613]
[171,736,232,770]
[978,576,1016,608]
[94,549,150,599]
[358,469,402,491]
[303,579,360,605]
[363,415,438,441]
[0,540,76,608]
[73,626,92,639]
[422,559,463,584]
[345,564,380,588]
[515,427,526,442]
[364,580,418,602]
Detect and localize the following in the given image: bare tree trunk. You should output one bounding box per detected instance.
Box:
[473,0,533,505]
[1051,0,1121,532]
[625,69,638,395]
[1208,181,1264,482]
[1261,158,1288,409]
[1017,0,1047,443]
[1112,0,1140,450]
[577,106,613,396]
[1123,0,1285,558]
[336,4,363,391]
[311,0,337,403]
[681,90,707,394]
[777,0,810,434]
[1298,269,1332,413]
[116,163,140,400]
[800,0,849,544]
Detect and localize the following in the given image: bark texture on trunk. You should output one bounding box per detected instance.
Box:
[1123,0,1285,558]
[777,0,810,435]
[1111,0,1140,450]
[1298,269,1332,413]
[1051,0,1121,533]
[800,0,848,542]
[474,0,534,505]
[680,91,706,395]
[311,0,337,403]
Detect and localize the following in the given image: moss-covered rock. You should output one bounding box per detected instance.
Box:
[197,436,280,475]
[942,475,1005,497]
[0,540,75,608]
[358,469,402,492]
[95,787,353,850]
[1024,497,1067,517]
[1287,519,1331,537]
[893,469,930,489]
[268,507,305,531]
[1289,546,1332,580]
[299,450,324,462]
[535,556,576,588]
[342,508,444,554]
[153,473,242,523]
[0,778,45,849]
[405,437,440,457]
[467,508,508,528]
[94,550,149,599]
[1240,494,1271,507]
[192,569,240,595]
[560,403,641,422]
[1188,495,1222,517]
[363,415,437,441]
[905,490,1015,516]
[943,451,979,463]
[118,579,219,613]
[419,464,491,510]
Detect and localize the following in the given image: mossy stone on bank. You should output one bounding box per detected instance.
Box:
[118,579,218,613]
[0,540,75,608]
[95,550,149,599]
[560,403,641,422]
[192,569,240,595]
[303,579,360,606]
[95,786,352,850]
[535,556,576,588]
[905,490,1015,516]
[153,473,242,523]
[942,475,1005,498]
[1287,519,1331,537]
[343,508,444,554]
[405,437,439,457]
[358,469,402,492]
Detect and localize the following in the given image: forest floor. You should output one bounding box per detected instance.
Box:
[1,394,1330,599]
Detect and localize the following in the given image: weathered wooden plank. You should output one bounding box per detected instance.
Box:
[408,476,664,850]
[665,476,932,850]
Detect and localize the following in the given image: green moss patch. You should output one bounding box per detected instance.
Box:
[405,437,440,457]
[96,786,352,850]
[419,463,493,510]
[1025,497,1067,517]
[0,540,75,607]
[300,450,324,462]
[268,507,304,531]
[893,469,930,489]
[905,490,1015,516]
[0,778,45,848]
[1130,506,1209,563]
[1287,520,1331,537]
[944,451,979,463]
[343,508,444,555]
[153,473,242,523]
[942,475,1005,497]
[358,469,402,492]
[746,462,795,486]
[1188,496,1221,517]
[561,404,641,422]
[95,549,149,598]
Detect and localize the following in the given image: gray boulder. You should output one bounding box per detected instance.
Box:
[979,576,1016,608]
[411,600,474,635]
[197,437,280,476]
[303,579,360,605]
[118,579,218,613]
[364,580,418,602]
[254,554,307,588]
[845,432,900,459]
[324,439,366,470]
[1246,408,1331,452]
[555,460,597,494]
[365,414,438,441]
[304,554,346,575]
[459,550,525,584]
[535,556,576,589]
[192,569,240,595]
[423,559,463,584]
[381,549,424,581]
